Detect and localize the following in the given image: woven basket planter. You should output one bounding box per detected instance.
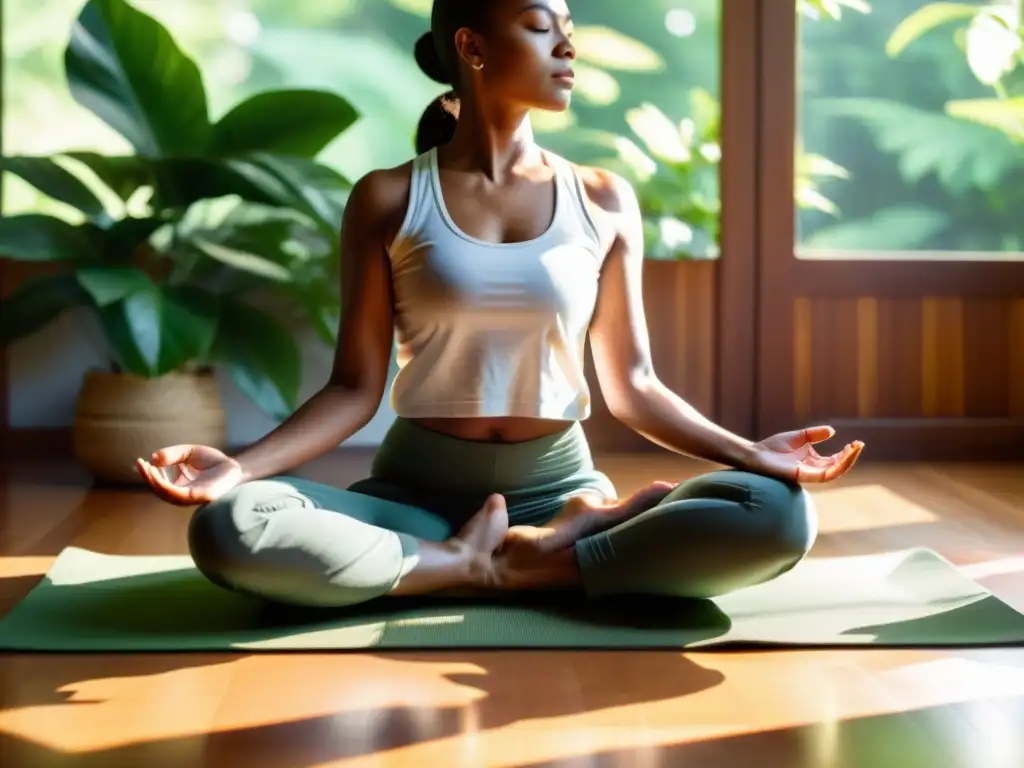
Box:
[72,370,227,485]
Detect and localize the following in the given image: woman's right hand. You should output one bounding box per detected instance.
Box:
[136,445,245,506]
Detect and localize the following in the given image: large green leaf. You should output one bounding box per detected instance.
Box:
[101,216,167,260]
[211,90,359,157]
[152,158,288,211]
[886,2,980,57]
[215,300,302,419]
[65,154,312,213]
[191,238,294,283]
[3,157,110,221]
[156,286,220,373]
[96,281,219,376]
[178,200,330,285]
[946,97,1024,141]
[818,98,1020,192]
[76,266,153,307]
[63,152,152,200]
[226,155,350,236]
[0,273,90,346]
[803,206,950,249]
[99,156,348,216]
[65,0,211,156]
[0,214,104,262]
[97,295,155,376]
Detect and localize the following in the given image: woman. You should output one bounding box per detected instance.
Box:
[137,0,863,608]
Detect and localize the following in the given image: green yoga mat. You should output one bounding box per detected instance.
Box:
[1,546,1022,651]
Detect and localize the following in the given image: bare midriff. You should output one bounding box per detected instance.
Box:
[409,416,575,444]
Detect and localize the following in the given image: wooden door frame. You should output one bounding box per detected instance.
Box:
[715,0,761,440]
[755,1,1024,459]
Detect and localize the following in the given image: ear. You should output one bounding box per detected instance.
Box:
[454,27,485,71]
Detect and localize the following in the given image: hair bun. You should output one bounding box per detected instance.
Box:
[414,31,451,85]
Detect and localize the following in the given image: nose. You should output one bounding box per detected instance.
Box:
[556,37,575,60]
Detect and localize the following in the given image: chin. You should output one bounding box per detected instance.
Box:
[533,91,573,112]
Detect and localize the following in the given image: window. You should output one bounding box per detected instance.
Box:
[796,0,1023,260]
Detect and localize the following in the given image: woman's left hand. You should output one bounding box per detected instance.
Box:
[748,426,863,484]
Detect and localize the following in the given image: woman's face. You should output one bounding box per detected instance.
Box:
[470,0,577,111]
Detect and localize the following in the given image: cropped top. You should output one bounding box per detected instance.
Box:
[386,146,606,420]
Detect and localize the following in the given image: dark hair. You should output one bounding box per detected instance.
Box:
[413,1,495,153]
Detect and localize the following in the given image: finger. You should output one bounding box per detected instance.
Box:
[840,441,864,472]
[139,460,198,505]
[149,445,196,467]
[142,461,188,503]
[803,425,836,444]
[822,442,864,482]
[136,460,180,504]
[794,442,863,484]
[774,425,834,450]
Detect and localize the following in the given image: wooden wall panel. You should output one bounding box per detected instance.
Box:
[855,297,878,419]
[809,297,859,420]
[875,299,923,418]
[794,296,1024,422]
[584,260,718,453]
[963,299,1010,419]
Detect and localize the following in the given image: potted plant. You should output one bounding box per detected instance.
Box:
[0,0,357,484]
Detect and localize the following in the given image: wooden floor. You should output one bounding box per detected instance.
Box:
[1,453,1022,768]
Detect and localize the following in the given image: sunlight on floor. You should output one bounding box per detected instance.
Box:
[810,484,939,534]
[1,650,1023,765]
[0,557,53,579]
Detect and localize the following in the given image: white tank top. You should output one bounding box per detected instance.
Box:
[386,146,606,420]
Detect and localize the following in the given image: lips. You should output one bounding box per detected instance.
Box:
[553,68,575,82]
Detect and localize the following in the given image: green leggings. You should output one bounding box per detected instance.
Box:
[188,419,818,607]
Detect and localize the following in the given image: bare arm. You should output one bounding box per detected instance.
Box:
[583,168,757,469]
[231,169,405,481]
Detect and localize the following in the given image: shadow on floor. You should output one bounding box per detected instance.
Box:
[0,650,726,767]
[1,679,1020,767]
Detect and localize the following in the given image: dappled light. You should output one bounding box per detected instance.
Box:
[1,649,1023,765]
[811,483,940,534]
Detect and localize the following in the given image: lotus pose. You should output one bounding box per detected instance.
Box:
[137,0,863,607]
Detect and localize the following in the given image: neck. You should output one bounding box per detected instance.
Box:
[444,90,542,181]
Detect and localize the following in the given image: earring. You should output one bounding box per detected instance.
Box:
[472,62,484,71]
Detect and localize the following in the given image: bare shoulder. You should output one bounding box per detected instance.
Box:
[343,160,415,244]
[561,161,642,254]
[571,163,641,218]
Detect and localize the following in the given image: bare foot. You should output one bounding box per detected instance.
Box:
[440,483,677,593]
[445,494,510,591]
[533,481,677,553]
[490,481,677,591]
